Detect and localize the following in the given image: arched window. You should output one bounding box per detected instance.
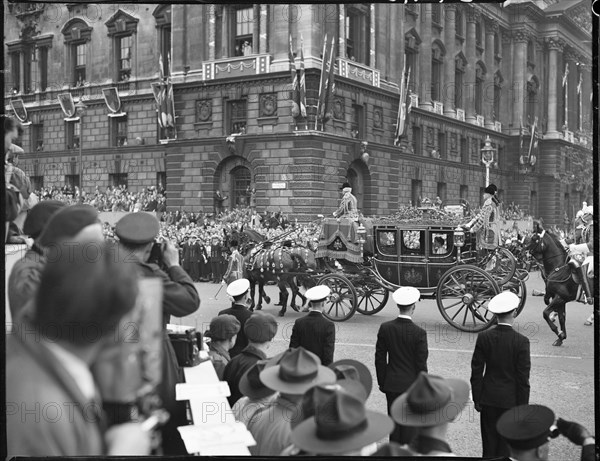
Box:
[230,166,251,209]
[526,75,539,125]
[431,42,445,102]
[456,9,463,37]
[475,62,486,115]
[454,54,467,109]
[62,19,93,87]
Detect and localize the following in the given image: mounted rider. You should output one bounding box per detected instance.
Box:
[567,205,594,323]
[462,184,501,267]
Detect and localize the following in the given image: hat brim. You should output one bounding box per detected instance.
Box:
[487,306,516,315]
[259,366,336,395]
[291,411,394,454]
[238,359,279,401]
[390,379,470,427]
[329,359,373,398]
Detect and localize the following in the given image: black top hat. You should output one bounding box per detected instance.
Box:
[340,182,352,190]
[484,184,498,195]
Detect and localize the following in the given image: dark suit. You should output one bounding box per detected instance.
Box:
[375,316,428,444]
[470,324,531,458]
[223,345,268,406]
[289,311,335,366]
[219,303,253,358]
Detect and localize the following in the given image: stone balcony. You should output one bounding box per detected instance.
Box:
[202,54,272,81]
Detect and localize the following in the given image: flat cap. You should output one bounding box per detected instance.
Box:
[115,213,160,244]
[23,201,67,239]
[497,404,555,450]
[39,205,99,247]
[488,292,520,314]
[392,286,420,306]
[305,285,331,303]
[244,312,278,343]
[205,314,241,341]
[227,278,250,298]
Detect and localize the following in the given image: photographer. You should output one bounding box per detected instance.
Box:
[114,213,200,455]
[497,404,596,461]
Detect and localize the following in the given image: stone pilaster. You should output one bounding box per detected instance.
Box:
[512,29,529,134]
[419,4,432,110]
[545,37,564,136]
[443,5,456,116]
[484,18,497,127]
[465,7,479,122]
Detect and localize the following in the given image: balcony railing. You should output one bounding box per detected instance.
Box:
[455,109,465,121]
[202,54,271,81]
[337,57,381,88]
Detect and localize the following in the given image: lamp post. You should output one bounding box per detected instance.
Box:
[480,135,496,187]
[75,98,87,202]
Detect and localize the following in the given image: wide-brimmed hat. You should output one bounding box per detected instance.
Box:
[259,347,336,395]
[291,386,394,454]
[329,359,373,398]
[391,372,469,427]
[238,359,277,400]
[488,291,520,315]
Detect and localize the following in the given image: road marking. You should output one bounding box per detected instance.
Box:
[274,339,584,360]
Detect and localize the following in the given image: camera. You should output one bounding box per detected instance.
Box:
[148,239,168,269]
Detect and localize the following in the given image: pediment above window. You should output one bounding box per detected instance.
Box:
[105,10,139,36]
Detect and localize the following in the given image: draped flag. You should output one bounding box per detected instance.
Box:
[527,116,539,166]
[317,38,336,127]
[394,62,412,146]
[152,52,176,135]
[289,35,300,118]
[299,35,307,118]
[315,34,329,129]
[562,62,569,87]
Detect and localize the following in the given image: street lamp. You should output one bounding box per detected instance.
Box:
[75,98,87,201]
[480,135,496,187]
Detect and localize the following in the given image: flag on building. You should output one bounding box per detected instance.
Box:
[315,34,329,129]
[299,35,307,118]
[152,52,176,132]
[527,116,538,163]
[562,62,569,87]
[394,62,411,146]
[289,35,300,118]
[322,40,336,124]
[316,37,336,127]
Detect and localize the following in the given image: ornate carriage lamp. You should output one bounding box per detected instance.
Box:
[357,223,367,258]
[480,135,496,187]
[454,226,465,263]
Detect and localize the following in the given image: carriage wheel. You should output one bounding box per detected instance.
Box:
[356,278,389,316]
[318,273,358,322]
[436,265,500,333]
[486,248,517,286]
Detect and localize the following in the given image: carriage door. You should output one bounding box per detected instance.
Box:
[374,228,400,286]
[399,229,428,288]
[428,228,455,287]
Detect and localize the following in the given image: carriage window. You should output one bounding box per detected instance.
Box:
[377,230,397,256]
[431,233,451,256]
[402,230,424,255]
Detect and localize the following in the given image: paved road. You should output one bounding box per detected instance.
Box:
[176,270,595,459]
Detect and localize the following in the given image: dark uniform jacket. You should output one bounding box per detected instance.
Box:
[8,245,45,320]
[223,345,268,406]
[471,324,530,409]
[7,325,106,456]
[219,303,253,358]
[289,311,335,366]
[375,317,429,393]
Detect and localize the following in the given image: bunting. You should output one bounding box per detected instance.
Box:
[299,35,307,118]
[289,35,300,119]
[394,62,412,146]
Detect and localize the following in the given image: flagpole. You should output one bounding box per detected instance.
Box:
[564,63,568,130]
[316,35,328,131]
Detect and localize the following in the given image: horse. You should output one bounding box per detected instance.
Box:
[243,244,317,317]
[524,221,593,346]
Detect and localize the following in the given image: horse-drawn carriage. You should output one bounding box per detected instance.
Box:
[242,213,526,333]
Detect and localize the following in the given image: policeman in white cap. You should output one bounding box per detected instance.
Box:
[470,292,531,458]
[289,285,336,366]
[219,278,253,358]
[375,286,429,444]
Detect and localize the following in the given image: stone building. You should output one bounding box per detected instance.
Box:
[4,1,592,225]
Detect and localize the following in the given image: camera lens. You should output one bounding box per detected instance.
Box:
[549,425,560,439]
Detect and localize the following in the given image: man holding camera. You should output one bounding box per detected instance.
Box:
[115,213,200,455]
[497,404,595,461]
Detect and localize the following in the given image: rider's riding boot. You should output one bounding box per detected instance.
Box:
[571,261,593,304]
